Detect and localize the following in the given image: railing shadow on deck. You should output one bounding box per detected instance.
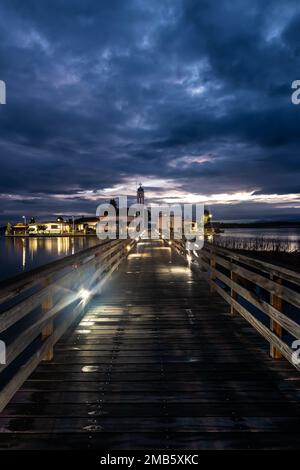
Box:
[0,239,135,412]
[172,239,300,371]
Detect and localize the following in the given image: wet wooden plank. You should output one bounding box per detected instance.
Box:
[3,402,300,418]
[8,390,296,405]
[1,416,300,433]
[0,432,300,450]
[0,239,299,449]
[19,380,296,393]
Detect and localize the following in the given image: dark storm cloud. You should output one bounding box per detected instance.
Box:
[0,0,300,222]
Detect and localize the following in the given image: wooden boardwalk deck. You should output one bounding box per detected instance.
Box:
[0,239,300,449]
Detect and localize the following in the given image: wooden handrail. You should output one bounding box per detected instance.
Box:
[171,239,300,370]
[0,239,121,304]
[0,238,135,412]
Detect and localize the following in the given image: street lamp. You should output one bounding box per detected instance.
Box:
[22,216,27,235]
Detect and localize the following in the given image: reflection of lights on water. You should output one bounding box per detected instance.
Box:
[80,321,94,326]
[57,237,71,256]
[21,238,27,270]
[168,241,172,245]
[57,237,63,255]
[76,330,91,334]
[187,253,192,263]
[29,238,38,260]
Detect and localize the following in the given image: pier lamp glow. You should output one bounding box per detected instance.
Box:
[79,288,91,303]
[168,241,172,245]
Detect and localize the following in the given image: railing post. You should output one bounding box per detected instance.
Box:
[270,275,283,359]
[210,249,216,293]
[230,261,239,316]
[41,277,54,361]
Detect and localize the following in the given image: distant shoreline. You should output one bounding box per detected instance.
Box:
[213,221,300,229]
[2,220,300,231]
[4,233,98,238]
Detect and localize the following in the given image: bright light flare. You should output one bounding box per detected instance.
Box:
[79,288,91,303]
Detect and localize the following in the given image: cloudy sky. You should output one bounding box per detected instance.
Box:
[0,0,300,222]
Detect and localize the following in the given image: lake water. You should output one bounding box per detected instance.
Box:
[0,228,299,283]
[217,227,300,239]
[214,227,300,251]
[0,236,101,282]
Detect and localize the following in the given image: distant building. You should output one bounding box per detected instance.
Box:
[28,219,71,235]
[74,217,99,233]
[137,184,144,205]
[9,223,27,236]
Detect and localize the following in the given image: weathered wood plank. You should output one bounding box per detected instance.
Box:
[213,269,300,339]
[0,239,299,450]
[203,244,300,285]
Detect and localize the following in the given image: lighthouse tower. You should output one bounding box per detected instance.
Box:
[137,183,144,205]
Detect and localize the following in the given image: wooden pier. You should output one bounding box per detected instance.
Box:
[0,239,299,449]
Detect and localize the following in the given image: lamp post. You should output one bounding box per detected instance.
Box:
[22,216,27,235]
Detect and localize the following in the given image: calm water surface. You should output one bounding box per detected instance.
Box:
[0,236,101,282]
[218,227,300,240]
[1,228,300,283]
[215,227,300,251]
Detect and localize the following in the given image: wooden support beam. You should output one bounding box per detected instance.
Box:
[41,278,54,361]
[230,270,239,316]
[210,252,216,293]
[270,275,283,360]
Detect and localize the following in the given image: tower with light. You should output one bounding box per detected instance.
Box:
[137,183,144,205]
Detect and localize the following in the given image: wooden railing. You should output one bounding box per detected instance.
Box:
[172,239,300,370]
[0,238,135,412]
